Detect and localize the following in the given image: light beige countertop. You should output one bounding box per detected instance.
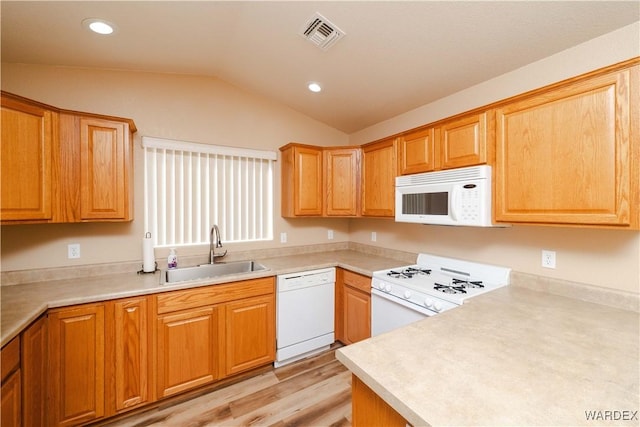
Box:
[0,249,407,347]
[336,285,640,427]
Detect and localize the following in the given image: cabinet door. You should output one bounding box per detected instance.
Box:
[49,304,105,426]
[361,138,397,217]
[106,297,150,414]
[0,95,54,221]
[440,111,488,169]
[325,148,360,216]
[80,117,132,220]
[156,306,219,398]
[1,370,21,427]
[22,316,48,427]
[397,127,438,175]
[223,294,275,376]
[495,67,633,226]
[280,144,323,217]
[343,286,371,345]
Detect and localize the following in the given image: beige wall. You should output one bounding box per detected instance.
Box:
[1,22,639,295]
[348,22,640,294]
[0,65,351,270]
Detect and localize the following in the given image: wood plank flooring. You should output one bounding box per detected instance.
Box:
[101,349,352,427]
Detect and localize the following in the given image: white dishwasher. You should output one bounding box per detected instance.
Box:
[275,267,335,367]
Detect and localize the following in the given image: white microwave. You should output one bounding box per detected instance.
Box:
[395,165,504,227]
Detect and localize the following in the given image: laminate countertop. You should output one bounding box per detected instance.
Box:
[0,249,406,347]
[336,285,640,427]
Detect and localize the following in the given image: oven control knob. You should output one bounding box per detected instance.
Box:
[384,284,392,292]
[403,290,412,299]
[424,299,433,308]
[433,301,443,312]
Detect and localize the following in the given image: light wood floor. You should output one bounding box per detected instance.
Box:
[102,349,352,427]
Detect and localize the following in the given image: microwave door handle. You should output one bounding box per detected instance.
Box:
[450,186,460,221]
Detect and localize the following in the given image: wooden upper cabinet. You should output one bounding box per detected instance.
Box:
[80,117,132,220]
[495,64,638,227]
[1,91,136,224]
[361,138,397,217]
[440,111,489,170]
[0,94,54,222]
[397,127,438,175]
[280,143,323,216]
[324,147,360,216]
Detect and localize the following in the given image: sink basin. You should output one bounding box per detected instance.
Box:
[164,260,269,283]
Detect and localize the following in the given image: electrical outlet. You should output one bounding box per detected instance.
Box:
[280,232,287,243]
[327,229,334,240]
[371,231,377,242]
[68,243,81,259]
[541,250,556,269]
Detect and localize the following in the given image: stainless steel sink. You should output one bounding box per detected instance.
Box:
[164,260,269,283]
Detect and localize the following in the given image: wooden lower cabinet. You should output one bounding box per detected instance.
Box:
[48,303,105,427]
[1,370,21,427]
[155,305,220,398]
[106,297,151,414]
[352,375,408,427]
[153,276,276,399]
[1,336,21,427]
[22,316,48,426]
[336,269,371,345]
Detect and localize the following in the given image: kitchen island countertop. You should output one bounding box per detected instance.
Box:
[0,249,406,347]
[336,285,640,426]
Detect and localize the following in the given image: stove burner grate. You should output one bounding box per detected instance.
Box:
[434,283,467,294]
[452,278,484,289]
[387,267,431,279]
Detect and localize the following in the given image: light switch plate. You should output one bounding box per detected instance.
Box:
[280,232,287,243]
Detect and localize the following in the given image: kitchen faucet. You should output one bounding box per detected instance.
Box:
[209,225,227,263]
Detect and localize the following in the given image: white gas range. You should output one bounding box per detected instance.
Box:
[371,253,511,336]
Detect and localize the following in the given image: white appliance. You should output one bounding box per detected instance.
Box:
[275,267,335,367]
[395,165,504,227]
[371,253,510,336]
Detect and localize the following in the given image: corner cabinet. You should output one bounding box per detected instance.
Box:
[495,63,639,228]
[361,138,397,217]
[280,143,360,217]
[0,91,136,224]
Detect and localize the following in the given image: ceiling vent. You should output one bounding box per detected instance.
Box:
[299,12,345,51]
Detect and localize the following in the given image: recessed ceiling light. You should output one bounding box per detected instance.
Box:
[308,82,322,93]
[82,18,116,35]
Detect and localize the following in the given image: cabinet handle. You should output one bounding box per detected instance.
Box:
[126,307,137,313]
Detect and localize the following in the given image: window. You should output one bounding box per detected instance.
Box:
[143,136,276,247]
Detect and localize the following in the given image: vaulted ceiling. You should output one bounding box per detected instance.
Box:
[2,1,638,133]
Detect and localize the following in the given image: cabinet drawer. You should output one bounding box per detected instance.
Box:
[156,277,275,314]
[1,336,20,381]
[343,270,371,293]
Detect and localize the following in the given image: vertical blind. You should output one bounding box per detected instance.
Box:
[142,136,276,247]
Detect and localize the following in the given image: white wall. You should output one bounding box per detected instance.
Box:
[347,22,640,294]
